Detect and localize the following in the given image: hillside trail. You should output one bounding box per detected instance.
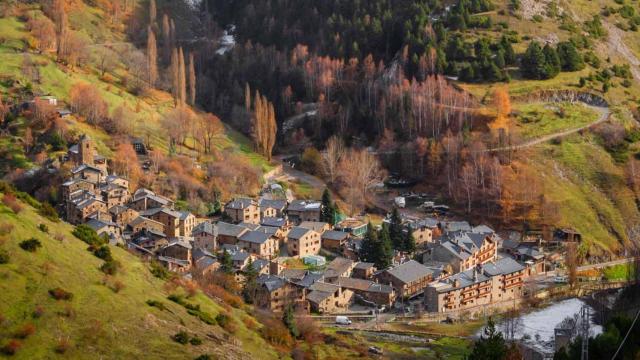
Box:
[487,103,610,152]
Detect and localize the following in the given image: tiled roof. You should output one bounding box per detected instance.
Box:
[306,290,333,304]
[258,198,287,210]
[287,226,312,240]
[260,217,287,227]
[299,221,328,233]
[322,230,349,241]
[216,222,248,237]
[257,274,287,292]
[225,198,256,210]
[192,221,216,236]
[239,230,271,244]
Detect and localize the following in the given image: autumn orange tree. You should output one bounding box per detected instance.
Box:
[112,143,142,190]
[490,85,512,133]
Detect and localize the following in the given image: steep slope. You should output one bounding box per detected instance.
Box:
[0,191,280,359]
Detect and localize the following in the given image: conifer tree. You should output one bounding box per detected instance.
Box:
[320,188,335,224]
[377,223,394,269]
[521,41,547,79]
[389,207,404,250]
[404,225,417,253]
[220,249,233,273]
[542,44,561,79]
[557,41,585,71]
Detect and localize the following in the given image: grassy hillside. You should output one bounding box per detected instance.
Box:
[0,192,281,359]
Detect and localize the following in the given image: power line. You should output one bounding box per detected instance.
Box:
[610,308,640,360]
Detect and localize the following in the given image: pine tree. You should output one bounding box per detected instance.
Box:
[542,44,561,79]
[389,207,404,250]
[147,26,158,87]
[468,318,508,360]
[404,225,416,253]
[242,258,259,303]
[220,249,233,273]
[359,223,379,264]
[188,52,196,105]
[320,188,335,224]
[521,41,547,79]
[557,41,585,71]
[377,224,393,269]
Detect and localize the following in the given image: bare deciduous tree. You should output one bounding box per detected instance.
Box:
[322,135,344,184]
[338,148,385,215]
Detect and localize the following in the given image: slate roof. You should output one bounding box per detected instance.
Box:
[141,207,182,219]
[71,164,103,174]
[288,200,321,212]
[128,216,163,228]
[384,260,436,284]
[244,259,269,272]
[62,178,93,187]
[288,226,312,240]
[322,230,349,241]
[324,257,354,278]
[260,217,287,227]
[258,199,287,210]
[306,290,333,304]
[472,225,494,234]
[231,251,250,262]
[354,262,375,270]
[299,221,328,233]
[109,205,130,215]
[257,274,287,292]
[337,277,394,294]
[442,221,471,233]
[238,222,261,231]
[433,257,524,293]
[238,230,271,244]
[86,218,117,231]
[257,226,279,237]
[192,221,216,236]
[216,222,248,237]
[225,198,256,210]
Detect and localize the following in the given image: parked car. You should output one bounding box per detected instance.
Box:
[335,316,352,325]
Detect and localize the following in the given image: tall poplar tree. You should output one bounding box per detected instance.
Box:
[188,52,196,105]
[147,26,158,87]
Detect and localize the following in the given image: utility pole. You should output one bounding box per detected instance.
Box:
[580,305,590,360]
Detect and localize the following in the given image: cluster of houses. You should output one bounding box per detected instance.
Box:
[59,134,550,316]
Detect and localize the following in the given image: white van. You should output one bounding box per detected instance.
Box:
[335,316,352,325]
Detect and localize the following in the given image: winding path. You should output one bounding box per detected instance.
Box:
[487,103,610,152]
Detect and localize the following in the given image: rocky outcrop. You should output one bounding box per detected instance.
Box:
[514,90,608,108]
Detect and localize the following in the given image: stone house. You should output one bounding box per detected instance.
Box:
[287,200,322,224]
[192,221,217,252]
[61,178,96,201]
[129,189,174,211]
[216,222,248,246]
[424,257,527,313]
[258,198,287,218]
[86,218,121,243]
[286,226,321,258]
[352,262,376,280]
[192,248,220,277]
[128,216,165,235]
[66,191,107,224]
[224,198,260,224]
[159,241,192,265]
[71,164,105,184]
[142,208,182,237]
[109,205,139,227]
[255,275,307,313]
[321,230,350,252]
[376,260,438,299]
[323,257,355,282]
[336,277,396,307]
[100,183,131,209]
[306,282,353,314]
[237,230,279,259]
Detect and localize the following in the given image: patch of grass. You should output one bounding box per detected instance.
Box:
[513,102,600,139]
[603,263,635,281]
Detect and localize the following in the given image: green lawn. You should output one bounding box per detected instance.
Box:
[603,263,636,281]
[0,194,280,359]
[513,102,601,139]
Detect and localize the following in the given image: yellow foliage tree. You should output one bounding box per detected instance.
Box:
[490,86,512,133]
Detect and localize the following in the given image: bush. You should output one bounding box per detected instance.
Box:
[150,261,171,279]
[38,223,48,233]
[189,337,203,346]
[187,309,217,325]
[38,202,59,222]
[54,337,71,354]
[1,339,22,355]
[173,331,190,345]
[32,305,44,318]
[19,238,42,252]
[100,260,120,275]
[194,355,213,360]
[0,249,9,264]
[72,224,107,247]
[93,245,113,262]
[14,323,35,339]
[215,313,230,328]
[146,300,166,311]
[111,280,125,293]
[2,193,23,213]
[48,287,73,301]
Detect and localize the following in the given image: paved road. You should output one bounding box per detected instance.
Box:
[488,103,610,152]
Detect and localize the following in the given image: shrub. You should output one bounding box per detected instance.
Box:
[1,340,21,355]
[194,355,213,360]
[14,323,35,339]
[173,331,190,345]
[72,224,107,247]
[54,337,71,354]
[93,245,113,262]
[189,337,202,346]
[38,223,48,233]
[100,260,120,275]
[0,249,9,264]
[111,280,125,293]
[2,193,23,213]
[38,202,59,222]
[215,313,230,328]
[19,238,42,252]
[187,309,217,325]
[32,305,44,318]
[146,300,166,311]
[48,287,73,301]
[150,261,171,279]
